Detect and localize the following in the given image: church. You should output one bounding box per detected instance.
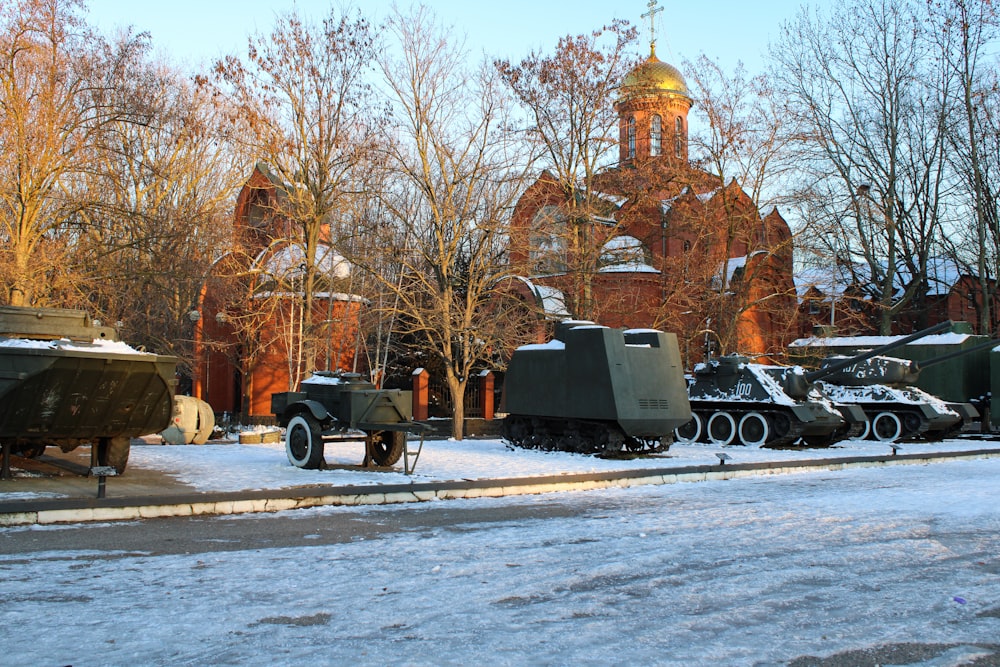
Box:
[506,34,797,366]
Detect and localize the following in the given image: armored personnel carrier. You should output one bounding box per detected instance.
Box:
[0,306,178,475]
[674,355,861,448]
[501,321,692,456]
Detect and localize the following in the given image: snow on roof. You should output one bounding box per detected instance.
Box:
[253,242,351,280]
[789,332,975,348]
[509,277,571,319]
[598,261,660,274]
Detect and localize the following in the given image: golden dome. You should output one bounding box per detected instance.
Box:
[620,51,690,98]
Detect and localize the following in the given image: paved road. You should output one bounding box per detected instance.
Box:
[3,460,1000,666]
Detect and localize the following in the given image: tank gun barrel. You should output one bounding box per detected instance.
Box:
[803,320,953,383]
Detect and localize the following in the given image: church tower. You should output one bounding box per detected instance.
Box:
[614,3,692,166]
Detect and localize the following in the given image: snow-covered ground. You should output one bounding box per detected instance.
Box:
[116,433,1000,493]
[1,436,999,665]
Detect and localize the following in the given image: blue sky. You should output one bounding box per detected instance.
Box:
[85,0,805,76]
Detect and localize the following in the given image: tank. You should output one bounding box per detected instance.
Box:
[806,334,995,442]
[675,355,862,448]
[500,321,692,456]
[271,372,424,470]
[0,306,178,474]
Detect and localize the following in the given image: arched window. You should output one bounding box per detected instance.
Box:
[650,114,662,156]
[627,117,636,159]
[674,117,684,158]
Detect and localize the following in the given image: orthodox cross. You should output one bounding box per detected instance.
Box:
[641,0,664,54]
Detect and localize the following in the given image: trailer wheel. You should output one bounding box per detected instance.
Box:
[97,436,130,474]
[286,414,325,469]
[674,413,702,444]
[365,430,405,466]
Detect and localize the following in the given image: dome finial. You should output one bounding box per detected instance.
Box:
[641,0,663,59]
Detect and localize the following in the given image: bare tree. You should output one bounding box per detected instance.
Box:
[0,0,146,306]
[496,21,638,320]
[73,56,243,370]
[212,6,380,389]
[682,56,799,357]
[929,0,1000,334]
[771,0,951,334]
[373,7,534,440]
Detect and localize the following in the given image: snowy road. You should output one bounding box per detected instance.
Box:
[1,456,999,666]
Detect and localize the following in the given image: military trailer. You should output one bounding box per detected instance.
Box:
[271,372,425,472]
[0,306,177,475]
[501,321,692,455]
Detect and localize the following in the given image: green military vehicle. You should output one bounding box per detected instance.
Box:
[0,306,177,475]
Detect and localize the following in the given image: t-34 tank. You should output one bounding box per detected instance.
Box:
[806,331,993,442]
[674,355,861,448]
[0,306,178,475]
[501,321,691,456]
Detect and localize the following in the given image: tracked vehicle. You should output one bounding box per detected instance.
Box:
[806,334,994,441]
[674,356,861,448]
[0,306,177,475]
[501,322,691,456]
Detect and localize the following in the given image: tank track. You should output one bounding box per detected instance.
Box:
[502,415,668,457]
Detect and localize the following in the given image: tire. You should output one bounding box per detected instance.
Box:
[674,413,702,444]
[285,414,325,469]
[97,436,131,474]
[738,412,769,447]
[365,430,405,466]
[707,412,736,446]
[871,412,902,442]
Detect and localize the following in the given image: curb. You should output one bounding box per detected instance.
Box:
[3,448,999,526]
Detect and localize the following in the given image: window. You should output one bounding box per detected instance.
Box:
[674,117,684,158]
[650,114,662,156]
[627,117,636,159]
[682,239,691,252]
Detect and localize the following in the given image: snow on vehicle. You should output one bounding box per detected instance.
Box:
[674,355,861,448]
[0,306,177,475]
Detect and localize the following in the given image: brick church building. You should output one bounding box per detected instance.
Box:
[506,44,797,365]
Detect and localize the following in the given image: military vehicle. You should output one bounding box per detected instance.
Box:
[271,372,425,470]
[806,336,996,441]
[501,321,692,455]
[0,305,177,475]
[674,355,861,448]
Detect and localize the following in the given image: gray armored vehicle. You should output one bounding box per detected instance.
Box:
[0,306,178,475]
[271,372,425,470]
[501,321,692,456]
[674,355,861,448]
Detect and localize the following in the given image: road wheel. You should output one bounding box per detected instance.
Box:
[674,413,702,444]
[707,412,736,446]
[97,436,131,474]
[738,412,769,447]
[872,412,902,442]
[286,415,325,469]
[365,430,405,466]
